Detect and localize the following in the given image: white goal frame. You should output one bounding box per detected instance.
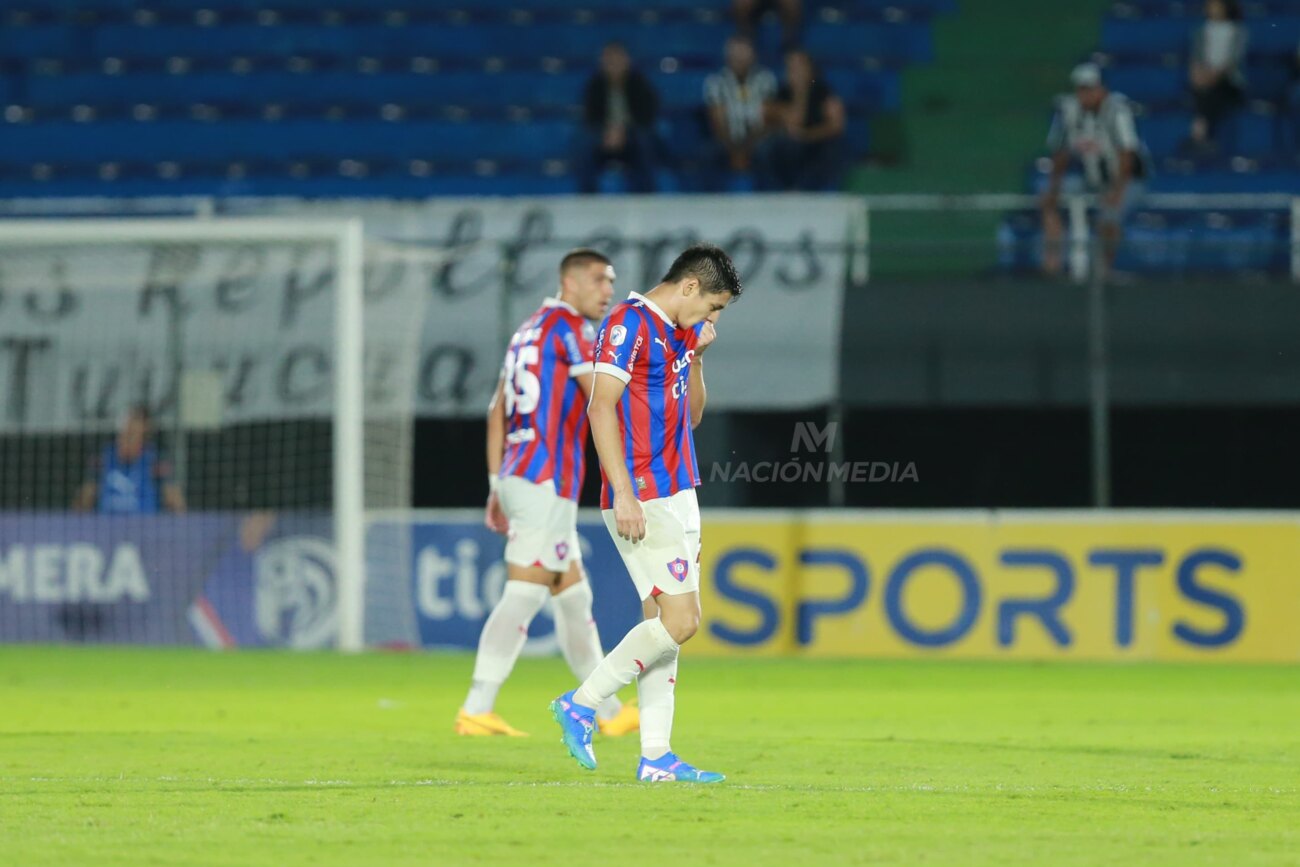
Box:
[0,218,368,652]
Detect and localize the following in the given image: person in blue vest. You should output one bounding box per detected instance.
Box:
[73,404,186,514]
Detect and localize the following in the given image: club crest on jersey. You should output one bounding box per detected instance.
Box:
[555,541,570,561]
[610,324,628,346]
[667,558,689,582]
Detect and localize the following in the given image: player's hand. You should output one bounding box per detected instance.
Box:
[485,491,509,535]
[613,491,646,544]
[696,320,717,354]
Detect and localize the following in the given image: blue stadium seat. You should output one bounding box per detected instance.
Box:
[0,26,80,60]
[24,70,586,111]
[1101,18,1196,56]
[0,119,573,165]
[1148,166,1300,193]
[1139,110,1276,157]
[1109,62,1296,105]
[1106,65,1184,105]
[823,69,902,111]
[2,0,952,194]
[1103,15,1300,58]
[804,21,933,63]
[651,71,710,111]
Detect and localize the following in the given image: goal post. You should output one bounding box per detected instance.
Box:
[0,217,370,652]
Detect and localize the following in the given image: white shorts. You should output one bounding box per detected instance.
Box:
[602,487,700,601]
[499,476,581,573]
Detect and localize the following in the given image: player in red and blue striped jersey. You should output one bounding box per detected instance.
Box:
[550,243,743,782]
[591,295,703,509]
[457,249,638,739]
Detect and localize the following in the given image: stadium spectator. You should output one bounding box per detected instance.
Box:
[1040,63,1149,276]
[756,48,846,191]
[1188,0,1249,149]
[575,42,661,194]
[705,35,779,184]
[73,404,186,514]
[734,0,803,51]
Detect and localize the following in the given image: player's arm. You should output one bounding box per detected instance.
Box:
[688,359,707,430]
[689,320,718,430]
[484,375,509,534]
[588,373,645,542]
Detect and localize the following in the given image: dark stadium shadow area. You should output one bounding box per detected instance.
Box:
[411,406,1300,510]
[838,407,1093,509]
[1109,406,1300,509]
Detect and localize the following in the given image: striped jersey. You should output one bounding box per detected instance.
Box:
[592,292,702,509]
[498,297,596,501]
[704,66,778,142]
[1046,91,1150,189]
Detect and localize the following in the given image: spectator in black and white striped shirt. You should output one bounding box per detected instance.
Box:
[1040,63,1149,275]
[704,36,778,180]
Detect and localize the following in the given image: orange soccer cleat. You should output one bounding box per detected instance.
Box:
[455,708,530,737]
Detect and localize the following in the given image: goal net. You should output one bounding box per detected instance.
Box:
[0,218,423,651]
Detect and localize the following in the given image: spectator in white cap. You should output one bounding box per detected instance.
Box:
[1039,62,1150,276]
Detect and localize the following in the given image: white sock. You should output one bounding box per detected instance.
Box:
[552,580,623,722]
[637,642,679,760]
[463,580,549,715]
[573,617,677,711]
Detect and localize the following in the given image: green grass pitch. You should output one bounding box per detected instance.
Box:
[2,647,1297,866]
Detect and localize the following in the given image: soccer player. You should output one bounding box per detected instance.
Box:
[549,243,742,783]
[456,249,640,738]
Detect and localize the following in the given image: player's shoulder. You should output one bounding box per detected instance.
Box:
[603,299,649,331]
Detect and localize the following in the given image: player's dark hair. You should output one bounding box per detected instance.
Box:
[559,248,612,276]
[661,243,743,298]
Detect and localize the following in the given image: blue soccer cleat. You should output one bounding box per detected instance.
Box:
[636,752,726,784]
[549,689,597,770]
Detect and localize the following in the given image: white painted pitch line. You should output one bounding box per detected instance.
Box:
[7,776,1296,796]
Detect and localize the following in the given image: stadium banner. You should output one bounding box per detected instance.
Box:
[7,510,1293,661]
[378,515,641,655]
[0,195,859,432]
[693,512,1300,662]
[373,510,1300,662]
[0,512,336,648]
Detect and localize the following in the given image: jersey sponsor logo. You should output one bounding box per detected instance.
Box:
[653,337,669,352]
[606,349,621,364]
[610,324,628,346]
[555,540,570,561]
[506,428,536,445]
[667,557,690,582]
